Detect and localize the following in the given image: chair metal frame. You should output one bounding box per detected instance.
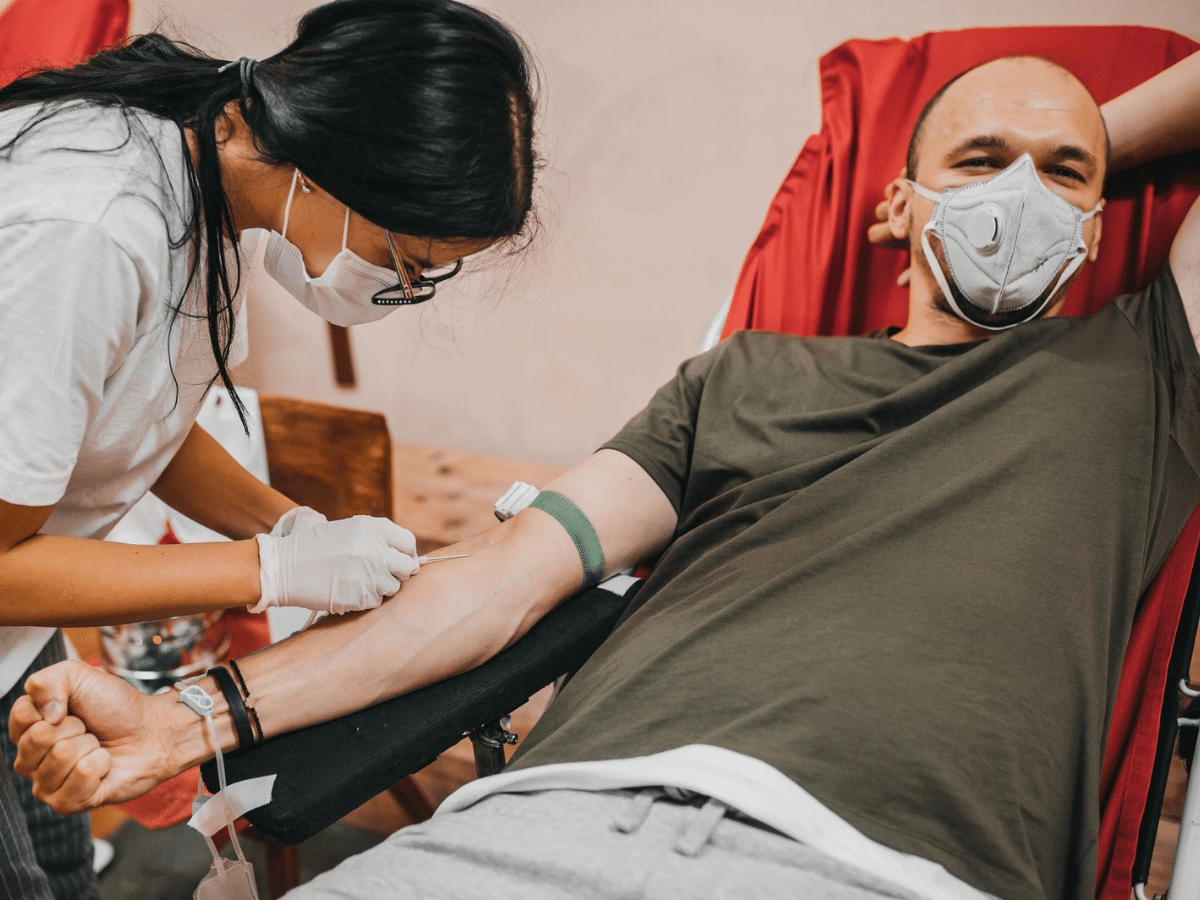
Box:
[1132,547,1200,900]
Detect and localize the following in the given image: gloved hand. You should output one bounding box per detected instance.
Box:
[251,516,419,614]
[270,505,329,538]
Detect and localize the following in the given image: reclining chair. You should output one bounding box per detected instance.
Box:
[208,25,1200,900]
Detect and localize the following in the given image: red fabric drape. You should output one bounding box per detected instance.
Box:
[720,26,1200,899]
[0,0,128,86]
[1100,509,1200,899]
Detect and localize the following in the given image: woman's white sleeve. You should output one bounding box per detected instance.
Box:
[0,220,142,507]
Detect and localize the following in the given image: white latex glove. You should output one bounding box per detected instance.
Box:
[269,505,328,538]
[250,516,419,614]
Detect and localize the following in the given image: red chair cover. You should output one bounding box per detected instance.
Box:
[720,26,1200,899]
[0,0,128,86]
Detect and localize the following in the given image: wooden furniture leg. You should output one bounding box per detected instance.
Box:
[327,324,355,388]
[261,831,301,898]
[386,779,436,824]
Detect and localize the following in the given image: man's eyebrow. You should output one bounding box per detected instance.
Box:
[944,134,1014,159]
[1049,144,1098,174]
[944,134,1098,174]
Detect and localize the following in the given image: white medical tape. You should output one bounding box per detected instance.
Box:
[188,775,277,838]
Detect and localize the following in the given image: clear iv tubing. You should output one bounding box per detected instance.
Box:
[197,711,252,873]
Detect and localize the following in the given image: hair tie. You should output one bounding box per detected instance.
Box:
[216,56,258,96]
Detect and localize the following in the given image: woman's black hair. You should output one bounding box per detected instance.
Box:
[0,0,539,425]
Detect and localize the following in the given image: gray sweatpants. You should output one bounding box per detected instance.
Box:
[286,787,929,900]
[0,631,98,900]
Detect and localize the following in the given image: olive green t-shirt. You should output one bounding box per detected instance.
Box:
[510,267,1200,900]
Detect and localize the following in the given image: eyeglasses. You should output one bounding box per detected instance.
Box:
[372,232,464,306]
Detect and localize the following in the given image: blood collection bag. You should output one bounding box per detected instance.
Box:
[195,857,258,900]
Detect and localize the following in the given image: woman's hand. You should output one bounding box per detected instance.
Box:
[253,515,420,614]
[9,660,185,814]
[867,169,912,287]
[269,505,327,538]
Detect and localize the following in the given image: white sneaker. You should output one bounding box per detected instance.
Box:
[91,837,114,874]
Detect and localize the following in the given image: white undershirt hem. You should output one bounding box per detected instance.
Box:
[438,744,995,900]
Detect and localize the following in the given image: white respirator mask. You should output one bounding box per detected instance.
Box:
[908,153,1102,330]
[261,169,398,327]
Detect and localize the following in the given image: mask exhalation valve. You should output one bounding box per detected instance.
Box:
[966,204,1003,253]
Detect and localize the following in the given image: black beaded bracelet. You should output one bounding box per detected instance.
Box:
[228,658,264,743]
[228,658,250,698]
[208,665,255,751]
[247,705,263,744]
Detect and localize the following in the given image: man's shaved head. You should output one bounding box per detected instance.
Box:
[889,54,1110,339]
[906,56,1109,182]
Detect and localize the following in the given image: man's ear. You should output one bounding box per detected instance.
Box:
[888,176,913,242]
[1085,198,1105,263]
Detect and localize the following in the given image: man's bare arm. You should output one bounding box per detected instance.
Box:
[10,449,678,813]
[1103,51,1200,175]
[238,448,675,733]
[1100,52,1200,332]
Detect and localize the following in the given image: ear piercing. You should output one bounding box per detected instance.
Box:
[298,173,312,194]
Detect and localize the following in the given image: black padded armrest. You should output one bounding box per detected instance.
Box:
[201,579,641,845]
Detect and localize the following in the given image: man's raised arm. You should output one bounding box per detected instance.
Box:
[1102,51,1200,329]
[7,448,678,814]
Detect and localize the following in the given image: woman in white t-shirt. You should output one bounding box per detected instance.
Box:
[0,1,538,896]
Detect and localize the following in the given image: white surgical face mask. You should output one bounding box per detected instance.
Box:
[261,169,399,327]
[908,153,1101,330]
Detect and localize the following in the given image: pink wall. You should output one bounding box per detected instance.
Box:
[133,0,1200,466]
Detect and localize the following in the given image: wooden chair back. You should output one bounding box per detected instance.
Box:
[258,395,393,520]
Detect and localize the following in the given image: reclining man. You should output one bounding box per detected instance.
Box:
[10,52,1200,900]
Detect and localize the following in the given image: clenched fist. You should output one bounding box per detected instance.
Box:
[8,660,194,814]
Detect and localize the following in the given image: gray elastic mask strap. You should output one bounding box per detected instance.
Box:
[528,490,606,589]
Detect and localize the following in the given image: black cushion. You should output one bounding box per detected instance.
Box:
[202,580,640,844]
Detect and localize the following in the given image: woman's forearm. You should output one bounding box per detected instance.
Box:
[152,423,296,540]
[1103,51,1200,174]
[0,534,261,626]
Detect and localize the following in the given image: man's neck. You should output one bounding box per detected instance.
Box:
[888,269,998,346]
[892,275,1070,346]
[890,310,994,347]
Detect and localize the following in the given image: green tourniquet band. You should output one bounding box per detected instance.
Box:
[529,490,605,588]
